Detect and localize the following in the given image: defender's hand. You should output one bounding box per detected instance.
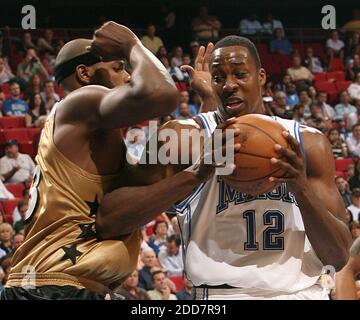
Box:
[180,43,214,98]
[87,21,139,61]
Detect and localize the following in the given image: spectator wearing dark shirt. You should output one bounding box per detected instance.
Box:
[349,160,360,191]
[25,93,47,128]
[335,176,352,207]
[328,128,349,159]
[113,270,150,300]
[269,28,292,55]
[13,200,28,234]
[176,276,193,300]
[138,248,157,290]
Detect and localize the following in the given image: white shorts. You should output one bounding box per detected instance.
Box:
[194,284,330,300]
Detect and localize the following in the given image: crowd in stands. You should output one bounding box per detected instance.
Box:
[1,5,360,299]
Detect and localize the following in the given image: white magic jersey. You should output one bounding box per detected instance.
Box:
[175,112,324,294]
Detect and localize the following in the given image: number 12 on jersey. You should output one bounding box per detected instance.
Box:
[243,210,285,251]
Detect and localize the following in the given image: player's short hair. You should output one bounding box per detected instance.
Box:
[213,35,261,70]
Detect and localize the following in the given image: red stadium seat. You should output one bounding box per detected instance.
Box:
[292,43,305,56]
[1,199,21,225]
[335,81,352,91]
[255,44,268,56]
[19,142,36,158]
[1,83,10,98]
[329,58,344,72]
[3,128,31,143]
[335,171,344,178]
[169,275,184,292]
[314,81,338,104]
[335,158,354,173]
[0,117,25,129]
[313,73,327,82]
[27,128,42,141]
[4,183,25,198]
[0,129,6,144]
[326,71,345,82]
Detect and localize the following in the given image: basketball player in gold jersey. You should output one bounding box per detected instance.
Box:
[0,22,179,300]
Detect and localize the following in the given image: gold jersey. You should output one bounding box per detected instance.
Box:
[6,111,141,293]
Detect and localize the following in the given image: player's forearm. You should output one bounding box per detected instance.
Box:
[294,187,351,271]
[96,171,202,239]
[335,261,357,300]
[199,92,219,113]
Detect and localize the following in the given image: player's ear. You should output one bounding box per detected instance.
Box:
[258,68,266,86]
[75,64,91,85]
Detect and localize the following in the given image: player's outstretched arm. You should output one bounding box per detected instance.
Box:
[96,118,240,239]
[58,22,178,129]
[269,128,352,271]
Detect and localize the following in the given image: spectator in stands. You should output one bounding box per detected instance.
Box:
[350,221,360,239]
[239,13,263,35]
[17,32,37,54]
[176,103,192,120]
[189,41,200,63]
[345,209,354,226]
[292,104,307,125]
[335,91,358,129]
[12,188,29,225]
[113,270,150,300]
[262,12,284,35]
[149,220,168,256]
[191,6,221,43]
[326,30,345,70]
[317,91,336,120]
[147,270,177,300]
[156,46,168,60]
[349,160,360,191]
[158,235,183,276]
[170,216,181,238]
[0,211,5,225]
[41,50,56,76]
[13,200,28,234]
[0,223,14,258]
[346,123,360,158]
[345,32,360,59]
[0,254,12,285]
[37,28,56,55]
[303,47,324,73]
[274,90,293,119]
[348,163,355,180]
[328,128,349,159]
[346,54,360,81]
[341,8,360,34]
[335,176,352,207]
[173,90,198,117]
[0,139,35,184]
[308,86,317,102]
[0,179,14,200]
[138,248,158,290]
[0,56,14,85]
[176,276,193,300]
[141,23,164,55]
[285,82,299,107]
[40,80,60,112]
[2,81,29,116]
[347,188,360,223]
[159,57,184,83]
[171,46,183,68]
[306,102,332,132]
[287,54,314,90]
[160,5,176,47]
[298,89,312,117]
[181,54,192,83]
[17,47,49,83]
[274,74,292,92]
[269,28,292,55]
[24,74,42,101]
[12,233,24,251]
[348,72,360,102]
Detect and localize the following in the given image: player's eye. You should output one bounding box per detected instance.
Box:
[213,75,224,83]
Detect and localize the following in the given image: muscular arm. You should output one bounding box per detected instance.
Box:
[57,42,178,130]
[294,130,352,271]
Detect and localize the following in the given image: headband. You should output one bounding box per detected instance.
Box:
[54,52,102,84]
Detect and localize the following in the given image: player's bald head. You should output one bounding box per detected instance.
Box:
[54,38,102,86]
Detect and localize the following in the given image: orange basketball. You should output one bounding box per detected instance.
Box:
[222,114,290,195]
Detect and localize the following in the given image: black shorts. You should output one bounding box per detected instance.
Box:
[0,285,105,300]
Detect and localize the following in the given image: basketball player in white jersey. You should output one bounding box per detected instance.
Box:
[98,36,352,299]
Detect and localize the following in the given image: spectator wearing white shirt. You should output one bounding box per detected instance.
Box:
[158,235,183,276]
[335,91,358,129]
[317,91,336,120]
[0,140,35,184]
[262,13,284,35]
[348,72,360,101]
[240,14,263,35]
[326,30,345,70]
[347,188,360,223]
[346,123,360,157]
